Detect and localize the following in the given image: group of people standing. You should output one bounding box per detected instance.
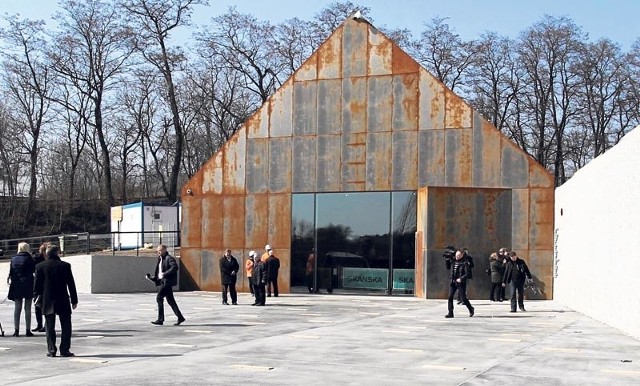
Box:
[445,247,533,318]
[6,242,78,357]
[243,245,280,306]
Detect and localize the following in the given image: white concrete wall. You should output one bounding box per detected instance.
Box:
[554,126,640,339]
[1,255,179,295]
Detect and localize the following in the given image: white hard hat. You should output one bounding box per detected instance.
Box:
[249,250,256,257]
[265,244,272,250]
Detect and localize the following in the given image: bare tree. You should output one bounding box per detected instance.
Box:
[49,0,134,206]
[120,0,207,202]
[0,16,52,223]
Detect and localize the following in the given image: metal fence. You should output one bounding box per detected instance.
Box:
[0,231,180,258]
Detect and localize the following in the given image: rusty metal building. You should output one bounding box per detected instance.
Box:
[179,18,554,300]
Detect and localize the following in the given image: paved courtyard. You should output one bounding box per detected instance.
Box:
[1,292,639,385]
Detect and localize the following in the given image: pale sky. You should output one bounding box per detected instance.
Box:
[1,0,639,50]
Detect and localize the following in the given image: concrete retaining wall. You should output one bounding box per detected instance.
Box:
[0,255,179,295]
[554,126,640,339]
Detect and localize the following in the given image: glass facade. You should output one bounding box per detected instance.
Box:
[291,191,416,295]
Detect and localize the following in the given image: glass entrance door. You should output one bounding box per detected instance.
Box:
[291,191,415,295]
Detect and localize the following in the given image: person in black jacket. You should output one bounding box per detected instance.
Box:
[34,245,78,357]
[502,251,532,312]
[219,249,240,305]
[251,257,268,306]
[265,248,280,297]
[148,244,185,326]
[31,242,49,332]
[445,249,474,318]
[8,242,36,337]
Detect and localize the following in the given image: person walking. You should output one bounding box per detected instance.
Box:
[34,245,78,357]
[265,247,280,297]
[502,251,532,312]
[497,247,509,301]
[252,255,268,306]
[7,242,36,337]
[245,251,256,297]
[219,249,240,305]
[148,244,185,326]
[445,249,474,318]
[489,252,504,301]
[31,242,49,332]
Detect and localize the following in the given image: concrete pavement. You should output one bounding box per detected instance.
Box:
[1,292,639,385]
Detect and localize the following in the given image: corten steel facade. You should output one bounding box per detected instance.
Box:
[180,18,555,299]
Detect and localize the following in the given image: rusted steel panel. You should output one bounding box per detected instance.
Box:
[392,44,419,74]
[511,189,529,251]
[445,129,472,187]
[367,75,393,133]
[341,132,366,191]
[270,79,293,138]
[392,131,418,190]
[182,167,202,196]
[392,74,418,131]
[223,196,245,249]
[318,79,342,135]
[246,138,269,194]
[269,248,290,294]
[480,189,513,249]
[368,26,392,76]
[444,89,472,129]
[472,117,501,187]
[366,132,391,190]
[525,249,553,300]
[317,134,341,192]
[318,28,342,79]
[495,190,513,246]
[293,81,317,136]
[342,78,367,134]
[246,102,269,139]
[528,159,554,188]
[200,249,219,291]
[268,194,292,249]
[179,247,201,290]
[342,20,367,78]
[501,139,529,188]
[182,197,201,248]
[529,188,554,250]
[202,151,223,194]
[292,136,316,192]
[201,194,223,249]
[418,130,445,186]
[418,68,444,130]
[245,194,269,248]
[222,133,246,194]
[295,52,317,81]
[269,137,292,193]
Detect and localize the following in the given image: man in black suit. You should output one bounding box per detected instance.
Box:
[219,249,240,305]
[34,245,78,357]
[148,244,185,326]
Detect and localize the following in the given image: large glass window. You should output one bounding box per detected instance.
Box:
[291,191,416,295]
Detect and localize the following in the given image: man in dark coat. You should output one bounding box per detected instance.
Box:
[251,257,268,306]
[219,249,240,305]
[502,251,533,312]
[148,244,185,326]
[34,245,78,357]
[265,248,280,297]
[445,249,475,318]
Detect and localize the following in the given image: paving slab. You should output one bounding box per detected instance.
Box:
[0,293,639,385]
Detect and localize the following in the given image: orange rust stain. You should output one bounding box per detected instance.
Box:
[392,44,419,74]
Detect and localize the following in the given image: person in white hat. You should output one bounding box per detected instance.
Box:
[261,244,271,262]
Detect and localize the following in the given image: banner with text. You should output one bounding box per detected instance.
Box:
[342,268,389,290]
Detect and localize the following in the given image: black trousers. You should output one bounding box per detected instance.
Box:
[222,283,237,304]
[34,304,43,328]
[267,278,278,297]
[448,282,473,314]
[248,278,254,295]
[156,282,183,322]
[45,313,71,355]
[254,284,266,305]
[508,281,526,311]
[490,282,502,300]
